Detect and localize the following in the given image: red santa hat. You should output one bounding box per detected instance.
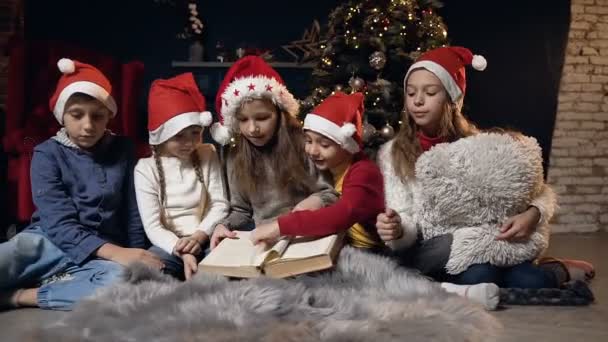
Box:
[303,92,364,154]
[147,72,212,145]
[49,58,117,125]
[210,56,299,145]
[404,46,487,102]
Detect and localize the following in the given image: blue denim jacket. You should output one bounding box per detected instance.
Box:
[25,133,146,264]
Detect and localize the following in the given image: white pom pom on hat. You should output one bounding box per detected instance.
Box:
[210,122,232,146]
[200,111,213,127]
[57,58,76,74]
[472,55,487,71]
[340,123,357,137]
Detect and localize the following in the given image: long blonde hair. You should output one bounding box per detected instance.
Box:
[390,77,479,179]
[151,145,206,236]
[230,97,316,198]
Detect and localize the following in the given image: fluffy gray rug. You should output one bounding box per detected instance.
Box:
[31,247,501,341]
[414,133,552,274]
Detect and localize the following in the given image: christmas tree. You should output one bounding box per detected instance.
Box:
[302,0,449,152]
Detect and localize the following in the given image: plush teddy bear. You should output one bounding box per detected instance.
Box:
[413,132,552,274]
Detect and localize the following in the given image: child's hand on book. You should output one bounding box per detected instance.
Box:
[251,221,280,246]
[211,224,237,249]
[180,253,198,280]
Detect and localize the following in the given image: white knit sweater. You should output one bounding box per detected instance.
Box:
[134,144,229,254]
[376,139,556,254]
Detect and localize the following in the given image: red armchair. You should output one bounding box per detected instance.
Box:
[2,39,147,223]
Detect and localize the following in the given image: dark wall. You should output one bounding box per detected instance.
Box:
[439,0,571,170]
[25,0,342,68]
[24,0,570,167]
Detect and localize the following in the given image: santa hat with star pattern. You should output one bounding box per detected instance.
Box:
[49,58,117,125]
[304,92,364,154]
[147,72,212,145]
[210,56,299,145]
[404,46,487,102]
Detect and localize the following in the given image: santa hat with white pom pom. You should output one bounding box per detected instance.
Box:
[404,46,487,102]
[303,91,364,154]
[211,56,300,145]
[49,58,117,125]
[147,72,213,145]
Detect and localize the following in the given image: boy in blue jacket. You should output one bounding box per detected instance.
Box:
[0,58,163,311]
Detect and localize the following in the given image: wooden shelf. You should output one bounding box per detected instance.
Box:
[172,61,315,69]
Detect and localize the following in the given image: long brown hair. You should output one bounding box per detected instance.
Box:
[151,145,207,236]
[230,98,315,198]
[390,88,479,179]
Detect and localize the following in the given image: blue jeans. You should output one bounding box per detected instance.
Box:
[0,227,124,310]
[447,262,559,289]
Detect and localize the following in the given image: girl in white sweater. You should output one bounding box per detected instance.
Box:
[134,73,228,280]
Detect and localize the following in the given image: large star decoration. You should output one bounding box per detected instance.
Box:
[281,20,325,64]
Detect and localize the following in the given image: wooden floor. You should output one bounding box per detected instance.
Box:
[1,233,607,341]
[496,233,608,342]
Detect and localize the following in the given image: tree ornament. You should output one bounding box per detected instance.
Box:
[348,76,365,91]
[362,121,377,143]
[380,123,395,139]
[373,77,392,101]
[369,51,387,70]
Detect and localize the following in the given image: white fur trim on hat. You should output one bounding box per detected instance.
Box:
[57,58,75,74]
[149,111,213,145]
[220,75,299,130]
[304,114,360,153]
[53,81,118,124]
[472,55,487,71]
[210,122,232,146]
[405,60,462,102]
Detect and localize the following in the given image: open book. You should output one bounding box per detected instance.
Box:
[199,231,344,278]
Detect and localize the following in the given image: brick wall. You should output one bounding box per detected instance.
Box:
[548,0,608,232]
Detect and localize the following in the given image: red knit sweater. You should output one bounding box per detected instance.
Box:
[278,154,384,241]
[417,131,447,151]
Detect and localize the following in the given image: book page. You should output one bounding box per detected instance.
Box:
[200,231,292,268]
[279,234,338,261]
[252,236,291,265]
[200,231,261,267]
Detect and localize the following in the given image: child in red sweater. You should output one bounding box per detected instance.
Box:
[251,91,501,310]
[251,92,386,252]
